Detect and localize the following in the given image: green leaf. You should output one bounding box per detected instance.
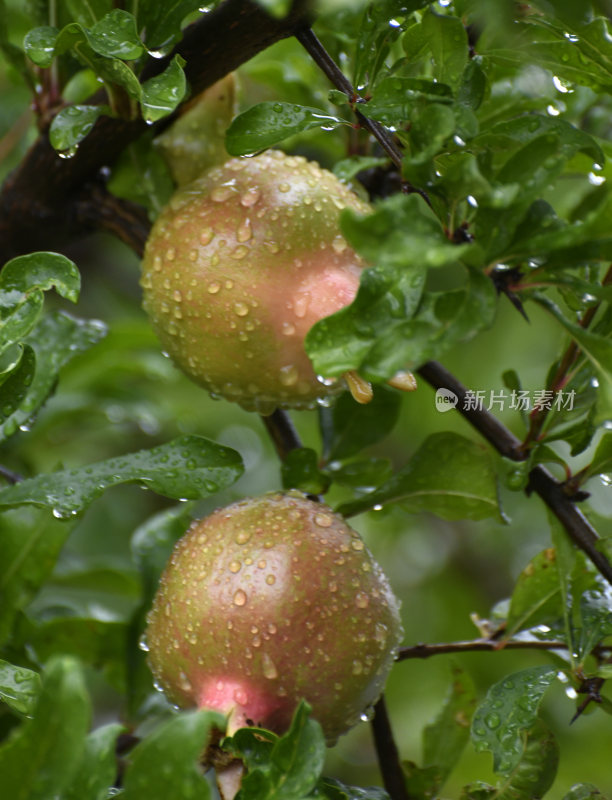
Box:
[320,777,390,800]
[0,656,91,800]
[338,432,500,521]
[136,0,205,52]
[562,784,605,800]
[471,666,557,775]
[577,580,612,659]
[23,25,58,67]
[49,104,109,153]
[228,701,326,800]
[226,101,348,156]
[0,344,36,435]
[365,77,453,126]
[494,720,558,800]
[307,193,476,378]
[327,458,393,490]
[0,251,80,309]
[0,659,41,716]
[281,447,331,495]
[66,0,113,27]
[121,710,223,799]
[140,54,187,124]
[0,434,244,518]
[418,665,476,795]
[64,722,124,800]
[131,502,197,602]
[422,8,468,89]
[584,433,612,481]
[108,136,175,219]
[0,508,77,646]
[535,297,612,424]
[505,548,563,638]
[322,386,402,461]
[0,312,107,443]
[88,10,144,60]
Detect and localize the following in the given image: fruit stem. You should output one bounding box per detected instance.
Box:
[261,408,304,459]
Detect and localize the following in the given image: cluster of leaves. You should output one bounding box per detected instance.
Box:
[1,0,612,799]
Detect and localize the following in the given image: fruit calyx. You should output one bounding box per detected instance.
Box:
[145,491,403,744]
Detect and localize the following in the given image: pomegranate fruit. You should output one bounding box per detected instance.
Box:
[145,491,403,744]
[140,150,371,413]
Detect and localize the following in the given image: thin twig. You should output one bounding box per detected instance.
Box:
[417,360,612,587]
[397,638,573,661]
[294,27,433,208]
[371,695,411,800]
[261,408,303,461]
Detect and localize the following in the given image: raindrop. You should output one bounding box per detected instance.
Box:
[200,228,214,245]
[485,713,501,729]
[207,282,221,294]
[314,512,333,528]
[233,589,247,606]
[262,652,278,680]
[234,302,249,317]
[138,633,150,652]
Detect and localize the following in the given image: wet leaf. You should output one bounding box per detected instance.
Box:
[0,659,41,716]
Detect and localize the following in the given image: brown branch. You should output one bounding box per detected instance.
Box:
[0,0,313,259]
[397,638,573,661]
[261,409,304,461]
[371,695,410,800]
[417,360,612,587]
[294,27,433,208]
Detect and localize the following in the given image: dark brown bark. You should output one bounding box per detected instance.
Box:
[0,0,313,259]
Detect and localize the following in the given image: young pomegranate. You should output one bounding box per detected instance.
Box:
[140,150,371,413]
[145,492,403,744]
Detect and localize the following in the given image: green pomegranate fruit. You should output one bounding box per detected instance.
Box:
[140,150,371,413]
[145,492,403,744]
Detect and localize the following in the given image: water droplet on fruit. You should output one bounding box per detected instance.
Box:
[351,538,365,551]
[233,589,247,606]
[235,530,252,545]
[166,247,176,261]
[240,187,260,207]
[207,282,221,294]
[231,245,249,260]
[262,652,279,680]
[266,574,276,585]
[279,365,299,386]
[234,302,249,317]
[355,592,369,608]
[352,659,364,675]
[211,184,236,202]
[233,687,248,705]
[293,294,310,318]
[264,241,280,254]
[153,256,162,272]
[237,219,252,242]
[138,633,150,652]
[178,671,192,692]
[332,235,347,253]
[173,290,182,302]
[282,322,296,336]
[315,512,333,528]
[200,228,214,245]
[360,706,375,722]
[229,560,241,573]
[278,182,290,192]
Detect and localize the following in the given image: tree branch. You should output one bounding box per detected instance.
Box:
[0,0,313,259]
[397,638,574,661]
[261,409,304,461]
[371,695,411,800]
[417,360,612,587]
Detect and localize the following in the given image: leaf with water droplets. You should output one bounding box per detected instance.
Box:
[225,102,348,156]
[0,659,41,716]
[0,656,90,800]
[470,666,557,775]
[421,7,468,89]
[0,251,80,312]
[49,104,109,152]
[140,54,187,124]
[121,709,223,799]
[337,432,501,521]
[0,312,107,444]
[88,10,145,60]
[561,784,605,800]
[0,434,243,517]
[23,25,58,67]
[505,548,564,639]
[320,777,391,800]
